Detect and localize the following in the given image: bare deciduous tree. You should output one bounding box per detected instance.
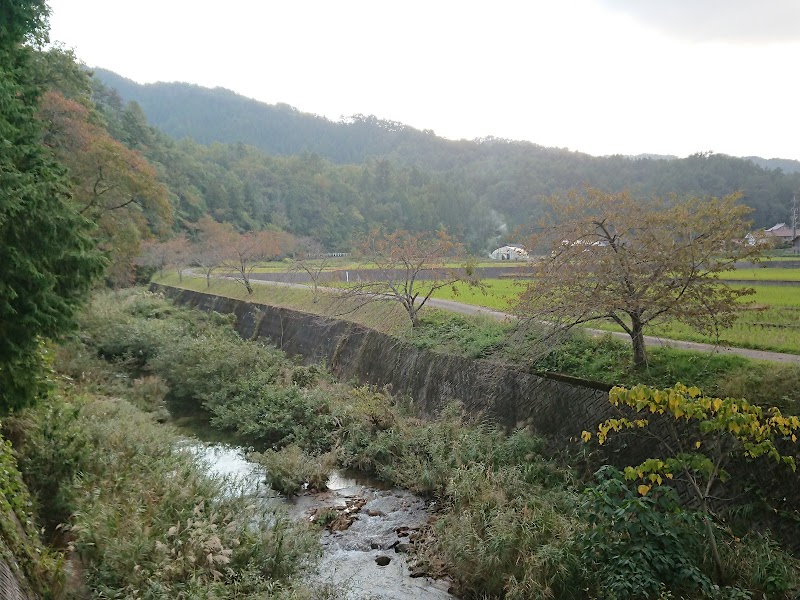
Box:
[192,216,236,288]
[342,228,478,327]
[138,235,191,280]
[290,237,330,303]
[225,230,291,294]
[515,188,763,366]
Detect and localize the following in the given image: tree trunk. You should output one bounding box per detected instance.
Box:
[630,316,647,367]
[702,504,725,584]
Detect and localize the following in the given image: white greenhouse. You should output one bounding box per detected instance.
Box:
[489,245,529,260]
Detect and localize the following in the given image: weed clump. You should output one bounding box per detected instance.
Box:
[11,394,321,599]
[252,445,335,496]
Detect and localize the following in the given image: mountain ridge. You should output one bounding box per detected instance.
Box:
[93,68,800,174]
[90,68,800,232]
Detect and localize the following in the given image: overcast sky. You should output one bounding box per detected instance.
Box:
[47,0,800,160]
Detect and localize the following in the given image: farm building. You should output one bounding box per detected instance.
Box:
[760,223,800,251]
[490,245,529,260]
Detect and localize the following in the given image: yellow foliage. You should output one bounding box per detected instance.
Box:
[592,383,800,496]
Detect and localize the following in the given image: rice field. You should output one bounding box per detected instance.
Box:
[435,279,800,354]
[158,264,800,354]
[718,268,800,281]
[250,259,507,274]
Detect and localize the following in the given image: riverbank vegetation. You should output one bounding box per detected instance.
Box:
[4,378,327,598]
[154,274,800,413]
[36,287,797,599]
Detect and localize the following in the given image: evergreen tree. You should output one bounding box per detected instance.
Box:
[0,0,105,411]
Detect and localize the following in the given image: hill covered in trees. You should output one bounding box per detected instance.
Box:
[93,68,800,234]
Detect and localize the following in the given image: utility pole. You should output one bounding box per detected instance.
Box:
[793,195,798,254]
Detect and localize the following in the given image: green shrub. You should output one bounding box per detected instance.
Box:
[406,311,510,358]
[567,467,800,600]
[208,384,339,452]
[251,445,335,496]
[571,466,714,600]
[291,364,322,388]
[150,332,288,408]
[128,375,171,418]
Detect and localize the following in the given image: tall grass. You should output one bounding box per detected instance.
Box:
[63,288,800,599]
[0,427,65,598]
[11,391,324,599]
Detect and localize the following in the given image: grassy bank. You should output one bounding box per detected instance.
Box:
[47,288,799,599]
[157,271,412,334]
[408,310,800,412]
[0,427,63,598]
[155,274,800,411]
[5,390,326,599]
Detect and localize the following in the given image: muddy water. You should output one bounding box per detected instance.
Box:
[191,442,455,600]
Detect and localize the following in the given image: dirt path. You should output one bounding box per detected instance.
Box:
[236,277,800,366]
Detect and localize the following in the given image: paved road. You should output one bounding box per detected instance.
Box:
[239,276,800,366]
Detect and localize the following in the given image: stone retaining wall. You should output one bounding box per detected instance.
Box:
[149,284,653,455]
[0,544,35,600]
[150,284,800,548]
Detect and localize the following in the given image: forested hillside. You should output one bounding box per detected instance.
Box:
[745,156,800,175]
[29,58,796,260]
[94,68,800,234]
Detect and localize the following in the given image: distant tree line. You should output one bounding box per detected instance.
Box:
[95,68,800,235]
[26,48,800,290]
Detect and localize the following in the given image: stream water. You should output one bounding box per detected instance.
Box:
[190,442,456,600]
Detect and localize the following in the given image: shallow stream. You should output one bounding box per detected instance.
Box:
[191,442,456,599]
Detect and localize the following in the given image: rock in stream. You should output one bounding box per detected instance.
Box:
[192,442,455,599]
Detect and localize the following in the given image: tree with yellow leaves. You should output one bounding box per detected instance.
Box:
[583,383,800,584]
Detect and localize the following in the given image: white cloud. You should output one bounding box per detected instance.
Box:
[597,0,800,43]
[46,0,800,160]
